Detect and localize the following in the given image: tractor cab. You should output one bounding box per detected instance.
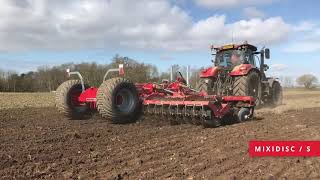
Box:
[200,43,259,78]
[212,43,258,69]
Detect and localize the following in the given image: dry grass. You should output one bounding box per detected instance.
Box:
[1,89,320,113]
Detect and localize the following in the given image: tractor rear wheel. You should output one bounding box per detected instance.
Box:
[96,78,141,124]
[233,71,262,106]
[271,81,283,106]
[55,80,90,119]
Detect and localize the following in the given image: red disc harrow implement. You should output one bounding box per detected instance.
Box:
[55,64,255,127]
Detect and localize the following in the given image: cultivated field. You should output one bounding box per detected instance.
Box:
[1,89,320,179]
[257,88,320,114]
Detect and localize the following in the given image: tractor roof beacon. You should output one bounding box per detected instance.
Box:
[198,42,282,107]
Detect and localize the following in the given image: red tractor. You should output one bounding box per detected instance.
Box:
[55,64,256,128]
[197,43,282,106]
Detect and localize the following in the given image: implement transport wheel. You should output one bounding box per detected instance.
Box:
[271,81,283,106]
[237,108,251,123]
[96,78,140,124]
[55,80,90,119]
[233,71,262,106]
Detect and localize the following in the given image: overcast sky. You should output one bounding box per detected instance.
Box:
[0,0,319,78]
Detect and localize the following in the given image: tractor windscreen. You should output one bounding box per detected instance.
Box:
[214,49,251,67]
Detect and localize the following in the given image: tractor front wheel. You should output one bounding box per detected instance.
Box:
[55,80,90,119]
[233,71,262,106]
[197,78,213,95]
[271,81,283,106]
[96,78,141,124]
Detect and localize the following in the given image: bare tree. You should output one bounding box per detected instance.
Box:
[296,74,318,89]
[284,76,294,88]
[279,76,294,88]
[189,67,203,88]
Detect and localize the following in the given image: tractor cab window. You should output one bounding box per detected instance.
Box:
[215,51,231,67]
[214,49,255,67]
[244,49,255,66]
[215,50,244,67]
[254,55,260,68]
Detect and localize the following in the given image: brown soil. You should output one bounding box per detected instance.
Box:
[1,107,320,179]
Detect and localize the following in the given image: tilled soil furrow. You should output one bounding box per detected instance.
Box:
[1,107,320,179]
[192,151,247,178]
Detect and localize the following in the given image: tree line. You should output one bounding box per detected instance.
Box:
[0,55,202,92]
[0,55,318,92]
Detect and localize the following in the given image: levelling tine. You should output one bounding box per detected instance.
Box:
[147,104,151,114]
[169,105,173,115]
[153,105,157,115]
[192,105,198,125]
[161,104,165,117]
[201,105,206,125]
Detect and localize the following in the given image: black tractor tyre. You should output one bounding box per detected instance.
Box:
[96,78,141,124]
[233,71,262,106]
[55,80,90,119]
[271,81,283,106]
[197,78,213,94]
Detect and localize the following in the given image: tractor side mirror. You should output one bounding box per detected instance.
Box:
[265,48,270,59]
